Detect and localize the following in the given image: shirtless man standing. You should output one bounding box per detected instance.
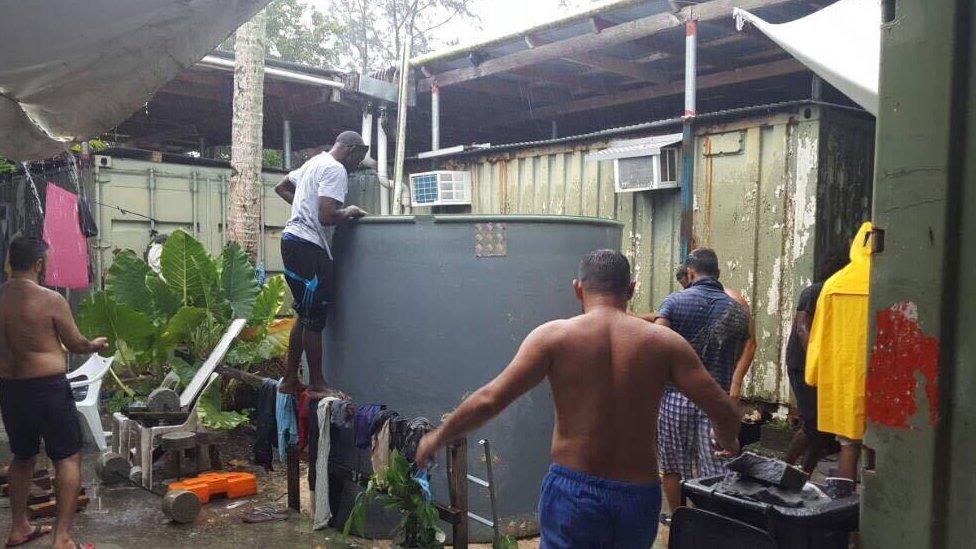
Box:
[415,250,740,548]
[0,237,107,549]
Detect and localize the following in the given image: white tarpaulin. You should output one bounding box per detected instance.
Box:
[734,0,880,115]
[0,0,268,161]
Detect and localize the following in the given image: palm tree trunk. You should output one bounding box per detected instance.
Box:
[228,9,267,263]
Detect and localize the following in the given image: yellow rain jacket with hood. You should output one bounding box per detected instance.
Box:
[805,221,872,440]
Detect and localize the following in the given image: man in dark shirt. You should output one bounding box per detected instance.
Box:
[783,251,848,472]
[655,248,749,513]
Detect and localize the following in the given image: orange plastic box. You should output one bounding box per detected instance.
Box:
[167,472,257,503]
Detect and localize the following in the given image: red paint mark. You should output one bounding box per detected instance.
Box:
[867,302,939,428]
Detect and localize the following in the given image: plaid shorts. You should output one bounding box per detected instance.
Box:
[657,389,729,478]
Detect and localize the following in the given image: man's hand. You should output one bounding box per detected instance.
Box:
[712,428,741,459]
[91,337,109,352]
[345,205,368,220]
[414,431,441,469]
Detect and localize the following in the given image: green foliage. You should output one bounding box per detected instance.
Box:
[197,380,250,430]
[248,275,285,328]
[160,230,219,309]
[221,0,342,68]
[69,139,108,153]
[106,251,155,317]
[76,230,287,429]
[76,292,156,369]
[344,451,444,547]
[262,149,283,169]
[0,157,15,174]
[220,243,260,319]
[147,276,182,322]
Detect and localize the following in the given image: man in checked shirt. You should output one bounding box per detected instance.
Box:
[654,248,751,519]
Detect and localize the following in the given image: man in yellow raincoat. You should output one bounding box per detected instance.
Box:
[805,221,872,481]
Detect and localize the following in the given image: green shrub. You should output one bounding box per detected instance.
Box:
[77,229,287,428]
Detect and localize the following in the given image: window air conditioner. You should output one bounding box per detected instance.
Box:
[409,171,472,207]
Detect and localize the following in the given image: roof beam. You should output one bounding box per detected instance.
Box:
[489,58,806,126]
[512,68,610,94]
[566,52,670,84]
[420,0,795,89]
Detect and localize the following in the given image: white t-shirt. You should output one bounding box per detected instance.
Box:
[282,152,348,259]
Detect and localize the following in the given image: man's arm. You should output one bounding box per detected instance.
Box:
[730,300,756,401]
[52,296,108,354]
[275,176,296,205]
[317,196,367,226]
[666,331,740,455]
[414,323,554,466]
[796,310,813,351]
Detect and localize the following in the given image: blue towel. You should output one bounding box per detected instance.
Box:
[275,380,298,462]
[412,468,432,503]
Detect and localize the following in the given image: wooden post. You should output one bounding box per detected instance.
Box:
[286,437,300,512]
[447,438,469,549]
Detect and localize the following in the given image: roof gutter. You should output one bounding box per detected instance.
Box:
[197,55,345,89]
[407,100,869,161]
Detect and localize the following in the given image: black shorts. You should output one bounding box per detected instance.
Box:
[0,374,83,461]
[787,366,829,439]
[281,235,333,331]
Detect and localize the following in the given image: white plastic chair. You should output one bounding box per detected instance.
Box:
[111,319,246,488]
[67,354,114,452]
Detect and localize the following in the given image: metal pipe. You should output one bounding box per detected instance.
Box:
[378,108,391,215]
[148,168,157,232]
[198,55,345,89]
[480,439,501,546]
[679,18,697,259]
[551,119,558,139]
[431,84,441,151]
[361,104,374,153]
[811,74,823,101]
[684,20,697,118]
[283,119,292,170]
[393,35,413,214]
[190,172,199,238]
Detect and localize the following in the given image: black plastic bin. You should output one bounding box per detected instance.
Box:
[681,475,859,549]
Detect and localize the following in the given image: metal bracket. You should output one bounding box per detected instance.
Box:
[867,227,886,254]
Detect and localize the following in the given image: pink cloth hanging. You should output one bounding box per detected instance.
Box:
[42,184,90,289]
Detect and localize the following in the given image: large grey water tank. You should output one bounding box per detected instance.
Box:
[324,215,623,538]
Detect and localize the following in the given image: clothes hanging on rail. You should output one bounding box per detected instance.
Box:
[42,184,89,288]
[312,397,340,530]
[253,378,278,469]
[353,404,385,450]
[275,388,298,462]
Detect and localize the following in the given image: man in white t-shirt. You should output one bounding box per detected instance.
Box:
[275,131,368,396]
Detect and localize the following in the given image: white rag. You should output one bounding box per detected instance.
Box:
[312,397,339,530]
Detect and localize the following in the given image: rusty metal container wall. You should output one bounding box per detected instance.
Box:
[420,105,874,404]
[323,215,623,539]
[692,112,823,403]
[90,155,292,282]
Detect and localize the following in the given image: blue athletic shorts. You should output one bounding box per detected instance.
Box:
[539,464,661,549]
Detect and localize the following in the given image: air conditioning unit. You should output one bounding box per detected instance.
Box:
[585,133,683,193]
[409,170,472,207]
[613,147,680,193]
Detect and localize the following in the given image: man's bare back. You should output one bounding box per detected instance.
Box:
[415,305,739,485]
[0,279,100,379]
[544,309,680,484]
[414,250,740,547]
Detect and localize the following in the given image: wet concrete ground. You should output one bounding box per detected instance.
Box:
[0,426,359,548]
[1,421,806,548]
